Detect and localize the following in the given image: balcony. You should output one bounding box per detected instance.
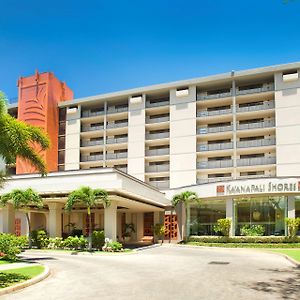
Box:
[236,83,274,96]
[81,110,104,118]
[237,157,276,167]
[81,125,104,132]
[237,138,276,148]
[106,121,128,129]
[106,137,128,144]
[81,139,104,147]
[197,160,233,169]
[148,181,170,189]
[197,108,232,117]
[197,142,233,152]
[146,99,170,108]
[146,115,170,124]
[237,101,275,113]
[237,120,275,130]
[145,148,169,156]
[106,152,128,160]
[197,90,232,101]
[197,125,233,135]
[146,132,170,140]
[107,105,128,114]
[81,154,103,162]
[197,177,233,184]
[145,164,170,173]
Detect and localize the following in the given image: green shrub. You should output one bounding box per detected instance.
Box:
[16,236,29,249]
[31,229,49,249]
[0,233,21,261]
[213,219,231,237]
[63,236,87,250]
[92,230,105,249]
[286,218,300,238]
[240,225,265,236]
[48,237,64,249]
[102,239,123,252]
[153,224,165,240]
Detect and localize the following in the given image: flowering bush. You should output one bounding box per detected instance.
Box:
[0,234,21,261]
[240,225,265,236]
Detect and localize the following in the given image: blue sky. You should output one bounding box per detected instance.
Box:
[0,0,300,100]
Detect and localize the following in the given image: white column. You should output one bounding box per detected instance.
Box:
[136,213,144,240]
[226,198,235,236]
[288,196,295,218]
[2,204,15,234]
[48,203,64,238]
[104,201,117,241]
[154,211,160,225]
[125,212,132,224]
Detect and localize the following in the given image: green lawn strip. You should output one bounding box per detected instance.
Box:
[28,248,133,254]
[269,249,300,262]
[0,265,45,289]
[184,242,300,248]
[0,259,18,265]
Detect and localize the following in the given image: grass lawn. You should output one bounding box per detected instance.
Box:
[0,266,45,289]
[0,259,17,265]
[270,249,300,262]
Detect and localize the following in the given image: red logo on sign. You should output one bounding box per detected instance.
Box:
[217,185,225,193]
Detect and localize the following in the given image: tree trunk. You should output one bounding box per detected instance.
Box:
[185,205,188,242]
[88,210,92,251]
[25,213,32,249]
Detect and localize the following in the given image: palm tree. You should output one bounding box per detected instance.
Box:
[0,91,50,180]
[65,186,110,251]
[172,191,199,240]
[0,188,43,248]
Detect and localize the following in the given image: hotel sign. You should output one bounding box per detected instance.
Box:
[217,179,300,196]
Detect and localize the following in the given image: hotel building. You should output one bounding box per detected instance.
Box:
[1,62,300,241]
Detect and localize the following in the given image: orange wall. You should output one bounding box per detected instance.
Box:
[16,71,73,174]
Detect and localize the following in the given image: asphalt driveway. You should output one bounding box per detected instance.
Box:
[2,245,300,300]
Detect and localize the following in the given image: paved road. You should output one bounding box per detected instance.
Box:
[2,245,300,300]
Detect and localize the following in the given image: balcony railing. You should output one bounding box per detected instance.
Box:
[106,152,128,160]
[197,142,233,152]
[106,121,128,129]
[236,83,274,95]
[107,106,128,114]
[197,125,233,135]
[148,181,170,189]
[197,177,233,184]
[237,120,275,130]
[197,160,233,169]
[146,116,170,124]
[146,132,170,140]
[197,91,232,101]
[237,101,275,113]
[237,157,276,167]
[197,108,232,117]
[81,125,104,132]
[81,140,104,147]
[145,164,170,173]
[81,154,103,162]
[237,174,273,179]
[146,100,170,108]
[237,138,276,148]
[81,110,104,118]
[106,137,128,144]
[145,148,169,156]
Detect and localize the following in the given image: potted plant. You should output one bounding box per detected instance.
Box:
[153,223,165,244]
[122,223,135,243]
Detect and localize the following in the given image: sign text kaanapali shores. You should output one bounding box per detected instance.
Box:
[217,178,300,196]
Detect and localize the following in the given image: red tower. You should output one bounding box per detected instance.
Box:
[16,71,73,174]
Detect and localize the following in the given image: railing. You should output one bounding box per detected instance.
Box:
[197,160,233,169]
[145,148,169,156]
[237,157,276,167]
[81,155,103,162]
[197,177,233,184]
[81,110,104,118]
[146,100,170,108]
[106,137,128,144]
[107,106,128,114]
[237,138,276,148]
[81,125,104,132]
[197,91,232,101]
[197,125,233,135]
[145,164,170,173]
[197,108,232,117]
[106,152,128,160]
[148,181,170,189]
[236,83,274,95]
[237,120,275,130]
[237,101,275,113]
[81,140,104,147]
[146,132,170,140]
[197,142,233,152]
[237,174,273,179]
[146,116,170,124]
[106,121,128,129]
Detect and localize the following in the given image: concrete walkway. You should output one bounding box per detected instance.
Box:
[3,245,300,300]
[0,262,39,271]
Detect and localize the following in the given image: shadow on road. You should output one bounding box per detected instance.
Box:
[19,256,57,263]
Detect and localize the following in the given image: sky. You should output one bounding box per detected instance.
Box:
[0,0,300,101]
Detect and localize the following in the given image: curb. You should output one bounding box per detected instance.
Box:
[0,265,50,296]
[266,251,300,268]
